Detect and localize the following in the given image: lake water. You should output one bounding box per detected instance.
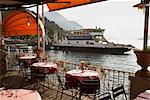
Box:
[46,50,140,73]
[45,39,147,73]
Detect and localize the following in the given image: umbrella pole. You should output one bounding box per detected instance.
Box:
[36,3,40,49]
[143,0,149,51]
[42,4,45,55]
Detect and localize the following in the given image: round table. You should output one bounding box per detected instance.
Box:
[19,56,36,60]
[19,55,36,65]
[0,89,41,100]
[32,62,58,74]
[135,90,150,100]
[66,69,100,88]
[66,69,99,77]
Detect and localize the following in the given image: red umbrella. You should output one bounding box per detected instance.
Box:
[46,0,106,11]
[2,11,43,37]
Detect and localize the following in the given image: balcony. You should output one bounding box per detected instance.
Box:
[0,52,135,100]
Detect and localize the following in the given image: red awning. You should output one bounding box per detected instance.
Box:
[46,0,106,11]
[2,11,42,37]
[1,0,106,37]
[0,0,55,7]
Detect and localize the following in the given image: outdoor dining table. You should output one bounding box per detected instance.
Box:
[32,62,58,74]
[19,55,37,60]
[0,89,42,100]
[135,90,150,100]
[65,69,100,88]
[19,55,37,65]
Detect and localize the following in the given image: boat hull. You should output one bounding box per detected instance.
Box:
[51,44,132,55]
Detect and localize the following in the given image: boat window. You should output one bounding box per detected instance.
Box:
[89,42,94,44]
[98,41,102,43]
[102,42,107,44]
[86,41,89,44]
[94,36,102,43]
[95,36,99,39]
[95,36,102,39]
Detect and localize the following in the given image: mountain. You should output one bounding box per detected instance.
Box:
[44,11,83,30]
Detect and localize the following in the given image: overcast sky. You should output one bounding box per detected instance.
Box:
[55,0,145,40]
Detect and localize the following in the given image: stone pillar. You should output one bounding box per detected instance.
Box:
[129,75,150,99]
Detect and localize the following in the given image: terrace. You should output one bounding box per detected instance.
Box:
[0,0,150,100]
[0,49,133,100]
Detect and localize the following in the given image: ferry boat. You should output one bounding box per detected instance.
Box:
[53,28,134,54]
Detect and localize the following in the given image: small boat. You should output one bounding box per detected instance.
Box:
[52,28,134,55]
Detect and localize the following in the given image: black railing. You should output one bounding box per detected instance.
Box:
[50,60,133,98]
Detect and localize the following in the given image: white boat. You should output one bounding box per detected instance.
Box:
[53,28,134,54]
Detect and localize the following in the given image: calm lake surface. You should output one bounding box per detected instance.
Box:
[46,39,146,73]
[46,50,140,73]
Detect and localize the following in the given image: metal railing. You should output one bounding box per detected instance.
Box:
[50,60,134,97]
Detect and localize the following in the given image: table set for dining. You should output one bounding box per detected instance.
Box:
[18,55,101,99]
[135,90,150,100]
[0,89,42,100]
[19,55,37,67]
[64,68,100,100]
[66,69,99,77]
[19,55,37,60]
[19,54,58,76]
[65,69,100,89]
[32,62,58,74]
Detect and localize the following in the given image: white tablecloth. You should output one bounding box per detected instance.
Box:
[135,90,150,100]
[0,89,41,100]
[66,69,99,77]
[32,62,57,68]
[19,56,36,60]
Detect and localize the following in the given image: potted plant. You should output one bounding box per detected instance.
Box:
[134,48,150,78]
